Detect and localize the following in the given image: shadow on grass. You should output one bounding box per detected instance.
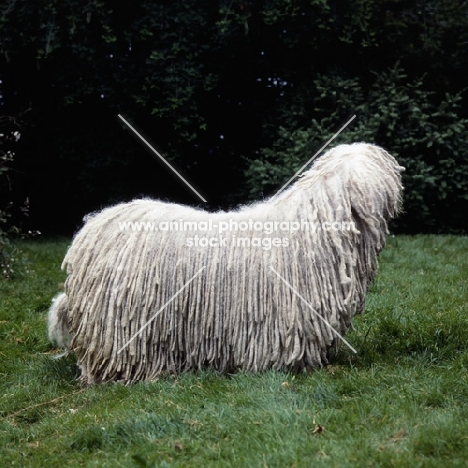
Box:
[38,352,81,384]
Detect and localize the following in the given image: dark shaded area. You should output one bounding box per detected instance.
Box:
[1,0,467,235]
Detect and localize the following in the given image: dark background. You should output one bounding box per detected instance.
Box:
[1,0,467,236]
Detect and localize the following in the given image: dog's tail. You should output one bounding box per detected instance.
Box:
[48,292,71,357]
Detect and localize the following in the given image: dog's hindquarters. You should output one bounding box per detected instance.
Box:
[48,292,71,352]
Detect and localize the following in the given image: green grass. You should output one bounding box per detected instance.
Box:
[1,235,468,467]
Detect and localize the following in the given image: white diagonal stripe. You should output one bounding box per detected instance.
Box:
[269,266,357,354]
[273,114,356,199]
[117,266,206,354]
[118,114,207,203]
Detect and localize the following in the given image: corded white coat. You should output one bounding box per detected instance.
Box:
[48,143,404,384]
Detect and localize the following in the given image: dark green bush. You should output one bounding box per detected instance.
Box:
[245,65,468,233]
[0,117,32,279]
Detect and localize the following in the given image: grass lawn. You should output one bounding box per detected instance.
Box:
[1,235,468,467]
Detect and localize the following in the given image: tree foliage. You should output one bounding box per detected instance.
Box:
[0,0,467,233]
[246,66,468,232]
[0,114,31,279]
